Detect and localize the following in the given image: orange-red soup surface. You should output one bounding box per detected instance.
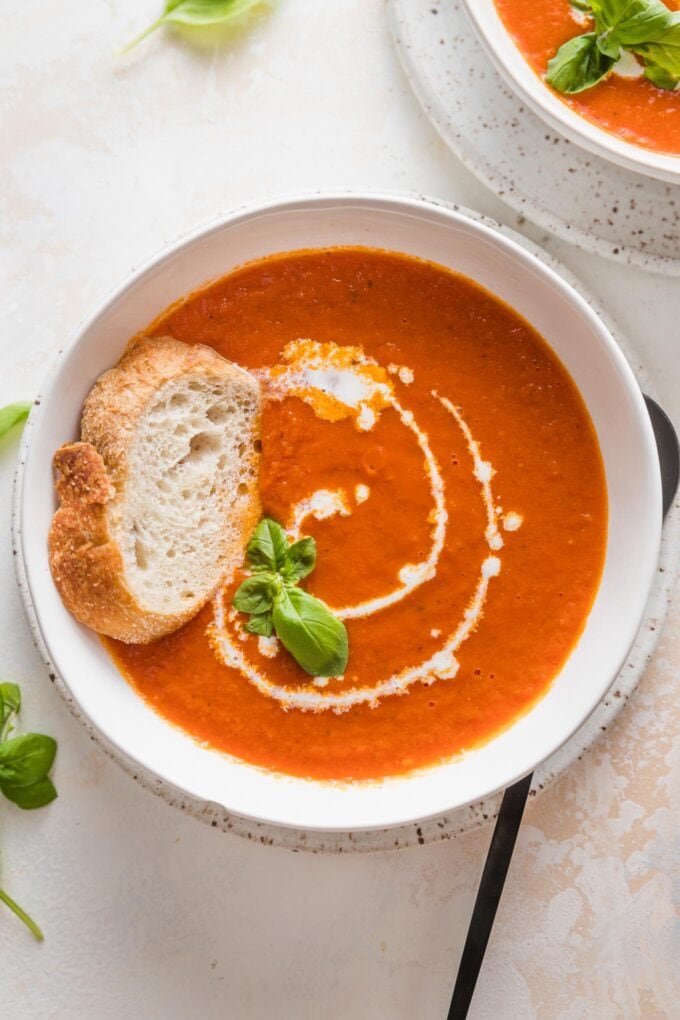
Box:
[494,0,680,156]
[105,248,607,781]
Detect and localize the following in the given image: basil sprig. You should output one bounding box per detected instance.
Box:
[233,519,349,677]
[0,683,58,941]
[0,402,31,440]
[123,0,265,53]
[546,0,680,94]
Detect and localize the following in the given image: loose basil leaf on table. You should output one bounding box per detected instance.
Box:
[272,587,349,678]
[0,683,22,739]
[0,682,58,940]
[546,33,616,92]
[161,0,264,26]
[1,777,58,811]
[0,683,21,720]
[0,734,58,788]
[0,402,31,440]
[124,0,265,52]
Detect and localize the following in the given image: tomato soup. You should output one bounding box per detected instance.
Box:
[494,0,680,156]
[105,248,607,781]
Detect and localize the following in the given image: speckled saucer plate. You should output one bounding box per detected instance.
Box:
[13,195,680,853]
[390,0,680,276]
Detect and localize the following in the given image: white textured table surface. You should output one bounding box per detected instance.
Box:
[2,2,679,1017]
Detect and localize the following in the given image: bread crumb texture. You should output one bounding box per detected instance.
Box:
[49,336,262,643]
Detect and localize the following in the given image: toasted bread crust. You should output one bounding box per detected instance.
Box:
[48,336,261,644]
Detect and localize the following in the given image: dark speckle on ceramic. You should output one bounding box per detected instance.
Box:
[390,0,680,276]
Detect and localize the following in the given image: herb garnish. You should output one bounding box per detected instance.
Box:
[124,0,266,53]
[546,0,680,94]
[0,402,31,440]
[0,683,58,941]
[233,518,349,677]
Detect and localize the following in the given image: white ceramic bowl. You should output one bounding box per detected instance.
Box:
[461,0,680,184]
[15,194,662,831]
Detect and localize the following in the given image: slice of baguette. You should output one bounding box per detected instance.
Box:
[49,336,261,643]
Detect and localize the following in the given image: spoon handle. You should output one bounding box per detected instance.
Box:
[447,773,532,1019]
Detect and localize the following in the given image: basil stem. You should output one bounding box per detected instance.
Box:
[0,886,44,941]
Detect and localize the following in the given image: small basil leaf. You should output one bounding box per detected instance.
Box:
[634,19,680,81]
[246,611,274,637]
[0,682,21,739]
[0,778,57,810]
[0,734,57,788]
[246,518,291,573]
[546,33,615,93]
[123,0,264,52]
[0,684,21,716]
[643,60,680,87]
[272,587,348,677]
[162,0,263,27]
[0,402,31,440]
[232,575,276,614]
[280,537,317,582]
[595,31,622,59]
[591,0,674,49]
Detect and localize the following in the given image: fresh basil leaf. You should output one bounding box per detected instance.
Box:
[0,685,21,742]
[280,537,317,582]
[0,402,31,440]
[163,0,263,26]
[124,0,264,51]
[246,611,274,637]
[0,681,56,941]
[591,0,674,58]
[0,777,57,811]
[272,587,348,677]
[232,574,277,614]
[635,19,680,81]
[246,518,291,573]
[0,734,57,788]
[643,60,680,87]
[546,32,616,92]
[0,684,21,716]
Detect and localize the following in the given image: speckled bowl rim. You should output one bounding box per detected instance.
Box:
[12,191,679,854]
[389,0,680,278]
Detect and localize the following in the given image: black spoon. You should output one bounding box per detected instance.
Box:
[447,395,680,1020]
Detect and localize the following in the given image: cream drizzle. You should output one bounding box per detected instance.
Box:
[435,393,504,553]
[211,554,501,713]
[290,489,351,536]
[211,341,522,713]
